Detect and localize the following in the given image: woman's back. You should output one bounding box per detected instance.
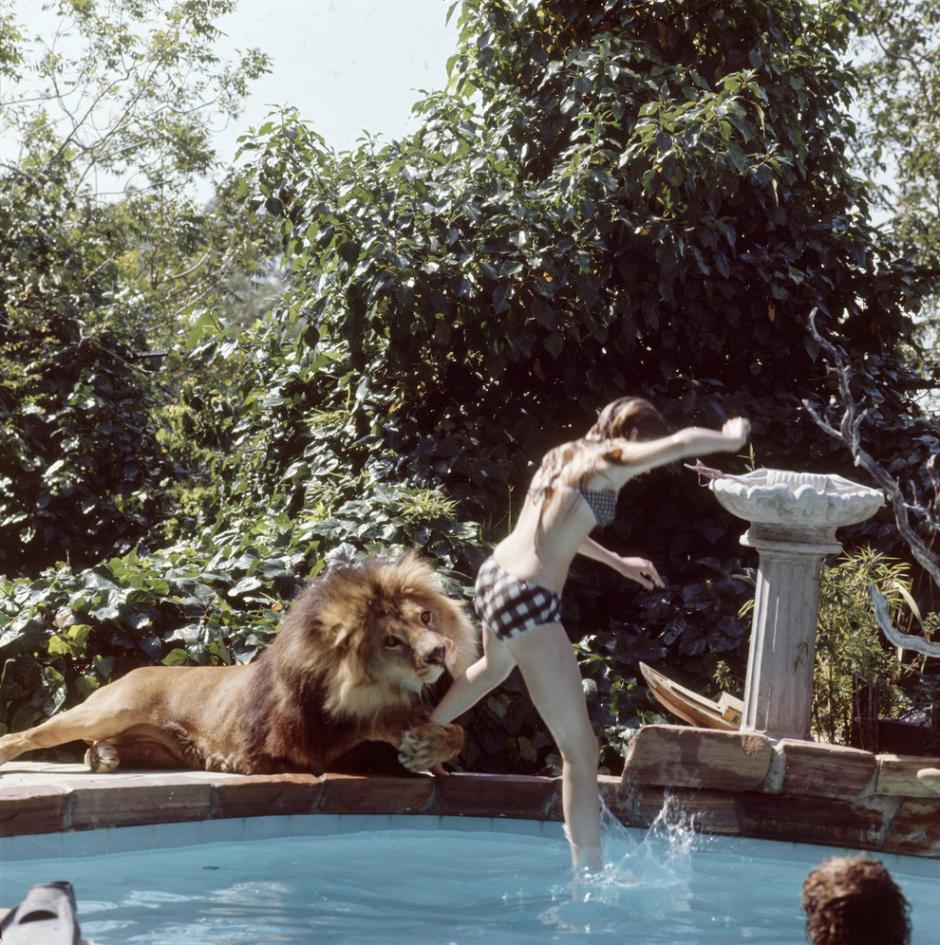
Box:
[492,483,600,593]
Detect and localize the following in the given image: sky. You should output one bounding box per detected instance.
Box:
[212,0,458,160]
[2,0,459,198]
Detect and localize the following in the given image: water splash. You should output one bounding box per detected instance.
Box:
[596,792,697,886]
[540,793,699,934]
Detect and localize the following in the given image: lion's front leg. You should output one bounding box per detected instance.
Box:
[360,709,464,773]
[397,721,465,773]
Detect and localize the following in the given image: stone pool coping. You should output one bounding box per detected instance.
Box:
[620,725,940,859]
[2,725,938,859]
[0,761,570,835]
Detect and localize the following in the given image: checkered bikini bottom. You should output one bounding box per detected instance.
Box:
[474,556,562,640]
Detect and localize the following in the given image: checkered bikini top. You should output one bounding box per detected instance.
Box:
[528,483,618,528]
[579,488,618,527]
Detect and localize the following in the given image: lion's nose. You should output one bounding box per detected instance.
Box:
[421,643,446,666]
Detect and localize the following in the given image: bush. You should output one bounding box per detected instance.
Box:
[813,548,919,744]
[238,0,934,770]
[0,317,484,742]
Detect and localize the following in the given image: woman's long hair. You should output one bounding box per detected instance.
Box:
[528,397,668,539]
[530,397,668,495]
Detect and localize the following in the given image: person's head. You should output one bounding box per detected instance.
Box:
[802,856,911,945]
[530,396,669,500]
[585,397,668,443]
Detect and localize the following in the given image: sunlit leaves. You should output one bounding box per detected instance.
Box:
[231,0,936,773]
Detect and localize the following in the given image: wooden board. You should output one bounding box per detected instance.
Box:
[718,691,744,724]
[638,662,740,732]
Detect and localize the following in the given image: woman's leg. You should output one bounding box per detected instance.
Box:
[429,625,516,725]
[507,623,601,873]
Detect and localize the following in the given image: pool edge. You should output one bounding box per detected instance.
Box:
[2,728,938,860]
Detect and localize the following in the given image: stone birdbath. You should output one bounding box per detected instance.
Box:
[710,469,884,741]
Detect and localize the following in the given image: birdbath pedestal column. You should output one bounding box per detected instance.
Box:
[710,470,884,741]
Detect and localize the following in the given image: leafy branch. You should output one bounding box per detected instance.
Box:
[803,307,940,655]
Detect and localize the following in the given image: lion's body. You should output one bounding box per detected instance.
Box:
[0,555,477,775]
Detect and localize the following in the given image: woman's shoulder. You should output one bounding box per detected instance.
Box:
[579,454,623,490]
[532,439,593,486]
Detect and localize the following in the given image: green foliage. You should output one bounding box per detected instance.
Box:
[3,0,938,776]
[0,174,170,574]
[813,548,915,744]
[0,1,279,574]
[0,0,292,730]
[852,0,940,268]
[0,310,484,739]
[247,0,927,459]
[237,0,934,768]
[850,0,940,382]
[0,538,296,738]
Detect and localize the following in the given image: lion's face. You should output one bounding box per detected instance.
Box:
[276,553,478,721]
[365,594,458,692]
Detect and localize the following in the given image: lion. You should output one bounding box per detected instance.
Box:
[0,553,477,775]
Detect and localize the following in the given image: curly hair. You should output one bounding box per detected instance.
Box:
[802,856,911,945]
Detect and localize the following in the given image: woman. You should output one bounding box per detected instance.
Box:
[402,397,750,872]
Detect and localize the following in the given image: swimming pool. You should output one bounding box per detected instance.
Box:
[2,811,938,944]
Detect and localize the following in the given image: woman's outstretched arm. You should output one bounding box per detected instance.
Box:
[576,537,665,589]
[596,417,750,486]
[427,627,516,725]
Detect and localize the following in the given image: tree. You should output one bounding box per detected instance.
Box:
[0,1,468,741]
[241,0,936,767]
[849,0,940,384]
[851,0,940,265]
[0,0,268,196]
[0,0,276,573]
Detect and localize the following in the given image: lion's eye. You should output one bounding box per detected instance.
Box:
[384,635,403,648]
[420,610,433,625]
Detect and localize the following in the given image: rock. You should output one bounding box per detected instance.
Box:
[622,724,772,791]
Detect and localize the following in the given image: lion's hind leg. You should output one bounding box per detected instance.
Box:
[85,725,191,772]
[0,706,140,768]
[0,681,149,770]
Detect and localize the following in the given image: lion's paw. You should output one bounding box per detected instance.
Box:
[84,740,120,773]
[398,722,464,773]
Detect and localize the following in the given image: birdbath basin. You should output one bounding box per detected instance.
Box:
[708,469,884,740]
[710,469,885,549]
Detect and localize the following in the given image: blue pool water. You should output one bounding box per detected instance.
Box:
[2,808,938,944]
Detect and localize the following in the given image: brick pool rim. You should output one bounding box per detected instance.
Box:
[2,725,938,859]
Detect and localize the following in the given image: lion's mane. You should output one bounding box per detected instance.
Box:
[242,553,477,773]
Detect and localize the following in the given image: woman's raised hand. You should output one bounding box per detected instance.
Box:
[720,417,750,450]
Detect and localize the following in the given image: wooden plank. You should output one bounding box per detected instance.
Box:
[718,692,744,724]
[639,663,738,731]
